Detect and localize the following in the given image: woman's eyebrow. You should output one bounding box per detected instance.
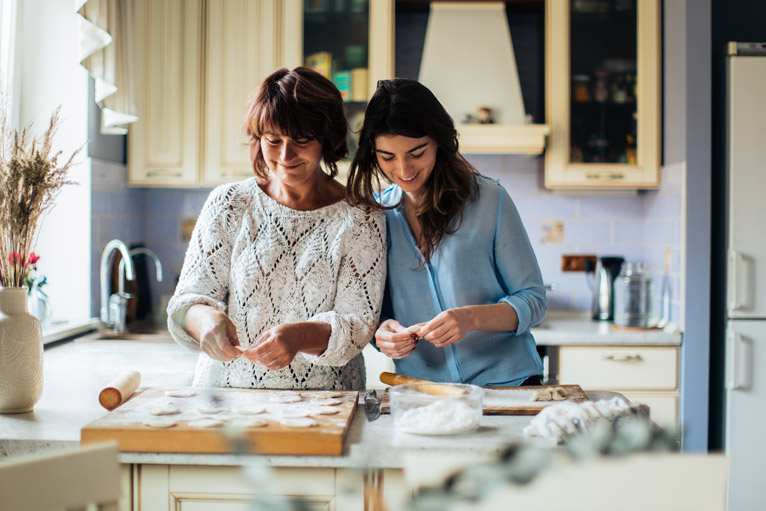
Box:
[406,142,428,153]
[375,142,428,155]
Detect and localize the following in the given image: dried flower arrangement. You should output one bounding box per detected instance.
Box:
[0,107,79,288]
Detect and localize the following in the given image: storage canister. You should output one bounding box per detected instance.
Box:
[613,262,654,327]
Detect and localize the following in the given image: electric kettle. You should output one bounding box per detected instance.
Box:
[588,256,625,321]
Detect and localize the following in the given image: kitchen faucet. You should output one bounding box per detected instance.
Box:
[99,239,135,333]
[117,247,163,314]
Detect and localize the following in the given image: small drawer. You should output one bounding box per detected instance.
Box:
[558,346,678,390]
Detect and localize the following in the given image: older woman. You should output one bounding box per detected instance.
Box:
[167,67,386,390]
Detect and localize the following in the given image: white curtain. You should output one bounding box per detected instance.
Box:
[77,0,137,134]
[0,0,18,126]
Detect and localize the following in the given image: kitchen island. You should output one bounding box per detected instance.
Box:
[0,326,675,510]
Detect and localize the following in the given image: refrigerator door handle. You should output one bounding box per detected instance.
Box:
[727,250,749,311]
[726,328,750,390]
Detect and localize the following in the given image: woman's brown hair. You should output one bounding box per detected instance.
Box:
[346,78,479,264]
[243,67,349,179]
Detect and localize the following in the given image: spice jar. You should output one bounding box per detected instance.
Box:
[572,74,591,102]
[593,71,611,103]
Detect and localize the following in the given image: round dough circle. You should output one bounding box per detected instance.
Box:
[165,389,197,398]
[280,417,317,428]
[144,418,177,429]
[196,405,228,414]
[279,407,310,418]
[149,403,181,416]
[188,418,224,428]
[310,397,341,406]
[269,394,302,403]
[311,391,343,399]
[307,405,340,416]
[233,405,267,415]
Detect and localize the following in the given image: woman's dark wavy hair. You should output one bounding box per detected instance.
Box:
[244,67,349,180]
[346,78,479,264]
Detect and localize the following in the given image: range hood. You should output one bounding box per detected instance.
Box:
[419,2,548,154]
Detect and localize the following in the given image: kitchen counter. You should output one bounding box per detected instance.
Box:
[0,336,617,468]
[531,315,682,346]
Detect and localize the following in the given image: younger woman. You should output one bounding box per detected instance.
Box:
[347,78,545,386]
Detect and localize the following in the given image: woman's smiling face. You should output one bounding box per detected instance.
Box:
[374,134,437,196]
[260,129,323,184]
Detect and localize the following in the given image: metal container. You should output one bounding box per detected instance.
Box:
[613,262,655,327]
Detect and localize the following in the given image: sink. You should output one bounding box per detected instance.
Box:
[78,321,173,343]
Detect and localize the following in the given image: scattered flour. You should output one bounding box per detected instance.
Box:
[396,400,479,435]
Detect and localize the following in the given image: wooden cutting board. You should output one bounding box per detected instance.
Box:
[81,388,357,456]
[379,384,588,416]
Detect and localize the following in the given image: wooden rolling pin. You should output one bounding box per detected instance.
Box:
[379,372,467,396]
[99,370,141,410]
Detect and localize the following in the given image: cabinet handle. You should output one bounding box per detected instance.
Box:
[585,173,625,180]
[147,171,182,178]
[601,353,643,362]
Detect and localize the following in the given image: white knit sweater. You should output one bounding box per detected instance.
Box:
[167,178,386,390]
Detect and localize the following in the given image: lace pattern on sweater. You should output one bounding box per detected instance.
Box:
[167,178,386,390]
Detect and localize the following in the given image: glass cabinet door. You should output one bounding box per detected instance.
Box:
[303,0,371,159]
[281,0,393,174]
[545,0,660,190]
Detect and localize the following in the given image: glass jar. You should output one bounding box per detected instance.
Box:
[613,262,654,327]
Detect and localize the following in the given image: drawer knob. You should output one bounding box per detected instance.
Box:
[601,353,643,362]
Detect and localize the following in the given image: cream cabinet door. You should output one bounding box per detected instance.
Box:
[129,0,203,187]
[202,0,280,187]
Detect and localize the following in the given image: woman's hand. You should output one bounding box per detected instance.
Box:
[375,319,419,359]
[419,307,475,347]
[185,305,242,361]
[243,323,304,370]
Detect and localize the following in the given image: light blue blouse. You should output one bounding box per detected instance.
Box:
[379,175,546,386]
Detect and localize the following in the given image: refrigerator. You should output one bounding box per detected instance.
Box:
[724,42,766,510]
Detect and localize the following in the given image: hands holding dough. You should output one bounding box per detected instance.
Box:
[374,319,420,359]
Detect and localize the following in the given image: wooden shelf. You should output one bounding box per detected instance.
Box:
[457,124,549,154]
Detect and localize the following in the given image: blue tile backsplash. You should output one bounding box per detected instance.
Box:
[91,156,683,324]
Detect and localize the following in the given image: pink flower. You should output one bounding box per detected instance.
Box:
[27,252,40,265]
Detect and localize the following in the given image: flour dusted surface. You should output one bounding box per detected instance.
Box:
[167,178,386,390]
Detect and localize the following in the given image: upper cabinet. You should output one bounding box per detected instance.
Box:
[129,0,203,187]
[129,0,280,187]
[545,0,661,190]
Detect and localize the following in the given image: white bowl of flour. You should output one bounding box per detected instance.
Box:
[390,383,483,436]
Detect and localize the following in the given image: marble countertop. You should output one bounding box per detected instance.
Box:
[531,315,682,346]
[0,336,624,469]
[1,316,664,468]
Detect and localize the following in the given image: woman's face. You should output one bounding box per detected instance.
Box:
[374,134,437,197]
[260,129,323,184]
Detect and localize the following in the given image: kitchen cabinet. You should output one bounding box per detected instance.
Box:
[135,464,364,510]
[557,345,679,427]
[128,0,280,187]
[545,0,661,190]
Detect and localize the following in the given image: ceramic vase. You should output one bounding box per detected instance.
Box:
[0,287,43,413]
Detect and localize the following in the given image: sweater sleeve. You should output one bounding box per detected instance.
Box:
[166,185,240,351]
[302,207,387,366]
[493,186,547,334]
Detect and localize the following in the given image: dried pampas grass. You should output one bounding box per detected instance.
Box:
[0,106,80,288]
